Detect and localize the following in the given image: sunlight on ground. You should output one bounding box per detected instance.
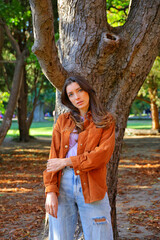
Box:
[119,163,160,169]
[127,185,152,189]
[0,180,28,184]
[0,187,33,193]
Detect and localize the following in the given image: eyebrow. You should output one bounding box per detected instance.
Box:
[67,87,81,94]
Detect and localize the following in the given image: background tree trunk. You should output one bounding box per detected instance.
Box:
[149,88,160,130]
[150,101,159,130]
[17,67,30,141]
[0,20,28,145]
[29,0,160,238]
[0,53,25,145]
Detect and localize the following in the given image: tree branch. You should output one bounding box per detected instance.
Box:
[0,50,27,145]
[0,19,21,56]
[136,96,151,104]
[0,60,17,63]
[29,0,68,90]
[120,0,160,66]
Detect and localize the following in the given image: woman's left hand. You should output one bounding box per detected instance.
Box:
[47,158,66,172]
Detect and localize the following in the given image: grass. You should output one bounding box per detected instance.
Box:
[6,119,54,138]
[127,119,152,129]
[2,118,153,138]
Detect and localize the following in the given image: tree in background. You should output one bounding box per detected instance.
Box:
[137,57,160,130]
[0,15,28,144]
[0,0,57,143]
[29,0,160,238]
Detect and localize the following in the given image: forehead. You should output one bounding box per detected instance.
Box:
[66,82,81,93]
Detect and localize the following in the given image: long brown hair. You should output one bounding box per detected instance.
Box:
[61,75,114,132]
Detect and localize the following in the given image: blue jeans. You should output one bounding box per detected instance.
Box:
[49,167,113,240]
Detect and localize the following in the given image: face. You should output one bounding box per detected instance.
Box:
[66,82,90,115]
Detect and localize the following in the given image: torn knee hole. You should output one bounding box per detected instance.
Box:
[93,216,107,224]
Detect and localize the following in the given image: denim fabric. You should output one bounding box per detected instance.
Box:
[49,167,113,240]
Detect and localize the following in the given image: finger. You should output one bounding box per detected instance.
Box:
[54,206,58,218]
[47,168,54,172]
[52,206,57,218]
[45,203,54,217]
[47,204,53,216]
[50,205,56,218]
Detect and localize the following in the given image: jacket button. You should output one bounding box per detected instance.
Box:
[65,145,68,148]
[76,170,80,174]
[80,143,83,146]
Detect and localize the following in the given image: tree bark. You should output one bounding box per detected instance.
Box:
[29,0,68,90]
[29,0,160,238]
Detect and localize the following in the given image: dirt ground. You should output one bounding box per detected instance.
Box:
[0,135,160,240]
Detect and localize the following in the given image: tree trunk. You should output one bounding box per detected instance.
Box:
[150,101,159,130]
[148,87,160,130]
[0,20,29,145]
[0,53,25,145]
[17,67,30,142]
[149,86,160,130]
[29,0,160,238]
[0,21,4,64]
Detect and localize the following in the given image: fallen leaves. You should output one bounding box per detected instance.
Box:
[0,142,49,239]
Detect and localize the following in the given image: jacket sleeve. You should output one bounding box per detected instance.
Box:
[43,116,61,195]
[70,122,115,175]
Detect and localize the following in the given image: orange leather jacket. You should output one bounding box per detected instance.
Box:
[43,111,115,203]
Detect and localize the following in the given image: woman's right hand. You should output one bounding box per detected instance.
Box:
[45,192,58,218]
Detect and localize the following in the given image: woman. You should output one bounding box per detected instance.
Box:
[43,75,115,240]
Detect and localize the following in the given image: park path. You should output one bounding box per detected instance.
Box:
[0,135,160,239]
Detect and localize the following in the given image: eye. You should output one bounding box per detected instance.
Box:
[79,89,83,92]
[68,93,73,97]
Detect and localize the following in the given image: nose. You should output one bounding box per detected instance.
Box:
[74,93,80,99]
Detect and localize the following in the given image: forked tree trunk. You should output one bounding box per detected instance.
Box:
[29,0,160,238]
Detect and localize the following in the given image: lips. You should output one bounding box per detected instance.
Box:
[77,101,83,105]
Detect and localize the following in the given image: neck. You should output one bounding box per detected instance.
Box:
[80,109,89,118]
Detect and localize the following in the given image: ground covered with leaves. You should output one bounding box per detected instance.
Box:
[0,135,160,240]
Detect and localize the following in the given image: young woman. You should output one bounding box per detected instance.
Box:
[43,75,115,240]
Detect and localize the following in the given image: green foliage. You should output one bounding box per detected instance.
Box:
[130,57,160,116]
[130,100,150,116]
[138,57,160,106]
[0,0,56,118]
[0,0,31,29]
[107,0,130,26]
[0,92,10,114]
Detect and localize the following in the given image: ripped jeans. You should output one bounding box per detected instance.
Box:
[49,167,113,240]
